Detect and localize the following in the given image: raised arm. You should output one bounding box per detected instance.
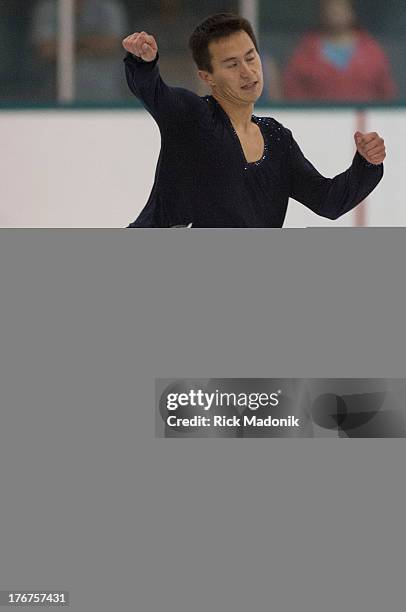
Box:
[123,31,158,63]
[122,31,201,126]
[288,130,385,220]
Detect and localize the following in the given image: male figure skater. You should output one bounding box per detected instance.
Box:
[122,13,386,227]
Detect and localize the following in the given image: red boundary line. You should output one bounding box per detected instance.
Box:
[354,110,368,226]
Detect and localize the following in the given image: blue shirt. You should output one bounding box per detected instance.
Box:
[124,52,383,228]
[322,41,355,70]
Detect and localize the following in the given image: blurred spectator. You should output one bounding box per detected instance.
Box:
[283,0,398,102]
[32,0,128,101]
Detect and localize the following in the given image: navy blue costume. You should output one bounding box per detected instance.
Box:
[124,52,383,228]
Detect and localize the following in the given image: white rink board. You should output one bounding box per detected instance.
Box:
[366,109,406,227]
[0,109,403,227]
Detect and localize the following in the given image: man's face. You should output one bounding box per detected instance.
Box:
[200,31,263,105]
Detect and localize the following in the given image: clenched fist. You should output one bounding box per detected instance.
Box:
[354,131,386,165]
[122,31,158,62]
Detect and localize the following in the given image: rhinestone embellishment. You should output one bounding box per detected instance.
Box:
[239,116,270,170]
[205,96,272,170]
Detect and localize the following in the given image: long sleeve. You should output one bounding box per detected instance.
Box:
[287,131,384,220]
[123,52,202,127]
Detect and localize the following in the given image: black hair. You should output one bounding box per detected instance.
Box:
[189,13,259,72]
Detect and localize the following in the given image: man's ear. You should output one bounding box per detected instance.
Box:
[198,69,215,88]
